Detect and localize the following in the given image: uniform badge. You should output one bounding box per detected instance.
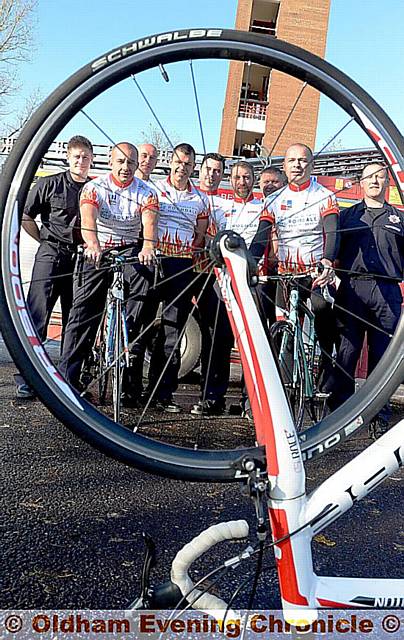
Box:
[388,214,400,224]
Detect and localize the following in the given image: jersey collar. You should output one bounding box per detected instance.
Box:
[289,179,311,192]
[233,192,254,204]
[167,175,192,192]
[199,186,218,196]
[110,173,134,189]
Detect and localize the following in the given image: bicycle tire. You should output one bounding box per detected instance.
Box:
[112,300,123,423]
[0,28,403,481]
[143,313,202,380]
[95,316,109,405]
[270,320,305,430]
[307,342,330,424]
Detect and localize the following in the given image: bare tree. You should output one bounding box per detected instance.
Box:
[139,122,180,151]
[4,88,42,137]
[0,0,37,121]
[322,137,344,153]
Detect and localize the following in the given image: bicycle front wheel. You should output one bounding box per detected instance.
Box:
[111,301,124,423]
[0,28,403,481]
[270,320,306,430]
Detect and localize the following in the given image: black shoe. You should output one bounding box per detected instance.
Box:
[227,403,243,416]
[121,392,142,409]
[190,399,225,416]
[368,417,390,440]
[155,398,182,414]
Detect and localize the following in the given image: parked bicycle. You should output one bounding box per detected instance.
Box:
[82,245,159,423]
[268,272,334,431]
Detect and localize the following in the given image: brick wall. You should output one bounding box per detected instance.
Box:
[219,0,331,156]
[219,0,253,155]
[265,0,331,155]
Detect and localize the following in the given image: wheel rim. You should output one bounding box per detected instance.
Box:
[0,29,402,481]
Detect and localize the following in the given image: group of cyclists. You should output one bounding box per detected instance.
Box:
[18,135,403,437]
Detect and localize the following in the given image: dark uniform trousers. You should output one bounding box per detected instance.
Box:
[145,257,195,401]
[256,280,277,327]
[27,240,77,346]
[195,273,234,402]
[59,250,154,390]
[326,277,402,420]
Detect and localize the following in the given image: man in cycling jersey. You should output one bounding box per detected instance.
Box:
[257,167,288,325]
[135,143,158,185]
[191,152,232,416]
[193,160,270,416]
[326,162,404,438]
[143,143,209,413]
[59,142,159,395]
[14,135,94,399]
[251,143,340,388]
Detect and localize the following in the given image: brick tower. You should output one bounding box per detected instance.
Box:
[218,0,331,157]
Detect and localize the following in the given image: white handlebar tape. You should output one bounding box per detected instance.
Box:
[171,520,249,613]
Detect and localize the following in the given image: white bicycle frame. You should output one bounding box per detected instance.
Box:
[217,235,403,621]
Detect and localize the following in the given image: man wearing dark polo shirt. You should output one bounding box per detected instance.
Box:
[326,163,404,438]
[15,135,93,398]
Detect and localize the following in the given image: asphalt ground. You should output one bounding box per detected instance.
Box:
[0,355,403,611]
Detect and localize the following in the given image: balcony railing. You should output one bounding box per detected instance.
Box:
[238,99,268,121]
[250,20,277,37]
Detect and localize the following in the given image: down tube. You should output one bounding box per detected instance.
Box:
[219,237,317,619]
[305,420,404,608]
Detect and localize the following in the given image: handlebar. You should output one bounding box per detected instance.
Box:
[170,520,250,614]
[78,243,162,268]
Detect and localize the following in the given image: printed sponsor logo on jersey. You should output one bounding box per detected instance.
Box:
[280,200,293,210]
[91,30,224,72]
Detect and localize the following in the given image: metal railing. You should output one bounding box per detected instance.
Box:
[238,99,268,121]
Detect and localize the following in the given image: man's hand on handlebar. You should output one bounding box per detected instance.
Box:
[138,245,156,266]
[312,258,335,288]
[84,240,102,267]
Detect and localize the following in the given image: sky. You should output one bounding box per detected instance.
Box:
[7,0,404,156]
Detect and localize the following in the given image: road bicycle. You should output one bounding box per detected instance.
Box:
[268,272,332,431]
[87,247,133,423]
[0,28,402,621]
[128,232,404,622]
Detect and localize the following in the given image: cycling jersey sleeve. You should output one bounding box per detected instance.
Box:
[322,212,340,262]
[249,219,273,262]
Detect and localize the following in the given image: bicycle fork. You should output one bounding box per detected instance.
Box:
[109,270,130,369]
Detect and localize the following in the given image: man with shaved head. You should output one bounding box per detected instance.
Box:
[136,143,158,184]
[59,142,159,398]
[326,162,404,438]
[251,143,340,387]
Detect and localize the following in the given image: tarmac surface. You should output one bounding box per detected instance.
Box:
[0,339,403,611]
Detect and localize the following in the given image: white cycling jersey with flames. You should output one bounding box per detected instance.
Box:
[262,178,339,274]
[80,174,158,248]
[224,194,270,247]
[202,190,228,237]
[156,177,210,258]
